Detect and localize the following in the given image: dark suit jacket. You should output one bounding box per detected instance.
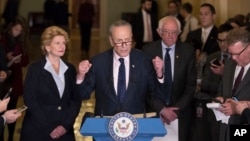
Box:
[0,45,7,71]
[186,26,220,55]
[0,117,4,134]
[78,48,163,116]
[218,59,250,141]
[142,40,197,141]
[20,58,82,141]
[241,108,250,124]
[132,9,159,50]
[201,51,222,96]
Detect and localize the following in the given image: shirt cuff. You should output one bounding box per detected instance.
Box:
[76,79,83,84]
[1,115,6,125]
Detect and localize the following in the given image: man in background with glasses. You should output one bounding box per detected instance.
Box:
[77,20,164,118]
[214,28,250,141]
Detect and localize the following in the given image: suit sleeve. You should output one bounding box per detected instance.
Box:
[0,116,4,134]
[241,108,250,124]
[77,60,95,100]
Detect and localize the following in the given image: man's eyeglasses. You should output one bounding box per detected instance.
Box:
[160,30,179,36]
[230,43,250,56]
[113,40,133,47]
[217,38,227,44]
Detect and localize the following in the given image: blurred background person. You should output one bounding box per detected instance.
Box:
[0,16,29,141]
[0,45,8,96]
[180,2,199,42]
[165,0,185,31]
[132,0,159,50]
[54,0,72,33]
[44,0,56,27]
[78,0,95,54]
[20,26,82,141]
[225,17,243,29]
[2,0,20,28]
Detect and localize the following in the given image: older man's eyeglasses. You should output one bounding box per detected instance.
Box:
[230,43,250,56]
[113,40,133,47]
[160,29,179,36]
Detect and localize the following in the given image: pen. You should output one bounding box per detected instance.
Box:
[211,98,224,104]
[232,96,238,101]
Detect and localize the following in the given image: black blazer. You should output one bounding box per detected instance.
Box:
[0,45,7,71]
[78,48,163,116]
[0,117,4,134]
[241,108,250,124]
[132,9,159,49]
[186,26,220,55]
[200,51,222,96]
[142,40,197,141]
[20,58,82,141]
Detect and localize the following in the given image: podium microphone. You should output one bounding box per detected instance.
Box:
[100,76,113,118]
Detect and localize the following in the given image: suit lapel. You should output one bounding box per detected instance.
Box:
[105,50,118,103]
[226,60,236,97]
[235,66,250,96]
[42,67,60,97]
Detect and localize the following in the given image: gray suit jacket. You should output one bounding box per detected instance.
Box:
[218,59,250,141]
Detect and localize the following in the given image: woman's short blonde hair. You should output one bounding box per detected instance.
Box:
[41,26,69,55]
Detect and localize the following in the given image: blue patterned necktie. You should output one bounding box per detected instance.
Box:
[118,58,126,103]
[164,48,172,105]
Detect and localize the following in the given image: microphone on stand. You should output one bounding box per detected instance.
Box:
[100,76,113,118]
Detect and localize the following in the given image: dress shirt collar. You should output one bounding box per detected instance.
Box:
[202,24,214,35]
[44,57,68,76]
[113,50,129,63]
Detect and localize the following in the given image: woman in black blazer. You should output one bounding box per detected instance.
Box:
[20,26,82,141]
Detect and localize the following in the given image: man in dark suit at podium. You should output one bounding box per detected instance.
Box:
[77,20,164,117]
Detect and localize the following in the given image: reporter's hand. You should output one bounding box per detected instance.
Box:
[0,97,10,112]
[233,101,249,115]
[3,109,22,124]
[50,125,67,139]
[0,71,7,82]
[210,63,224,75]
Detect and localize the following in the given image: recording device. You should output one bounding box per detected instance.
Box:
[210,58,221,67]
[17,105,28,113]
[3,87,12,99]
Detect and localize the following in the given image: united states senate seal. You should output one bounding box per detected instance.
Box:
[109,112,138,141]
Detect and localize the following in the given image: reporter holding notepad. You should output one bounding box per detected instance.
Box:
[0,97,21,134]
[0,15,29,141]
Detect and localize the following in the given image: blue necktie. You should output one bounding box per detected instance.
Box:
[164,48,172,105]
[118,58,126,103]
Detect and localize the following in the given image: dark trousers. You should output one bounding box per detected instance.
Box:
[191,99,220,141]
[79,22,93,52]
